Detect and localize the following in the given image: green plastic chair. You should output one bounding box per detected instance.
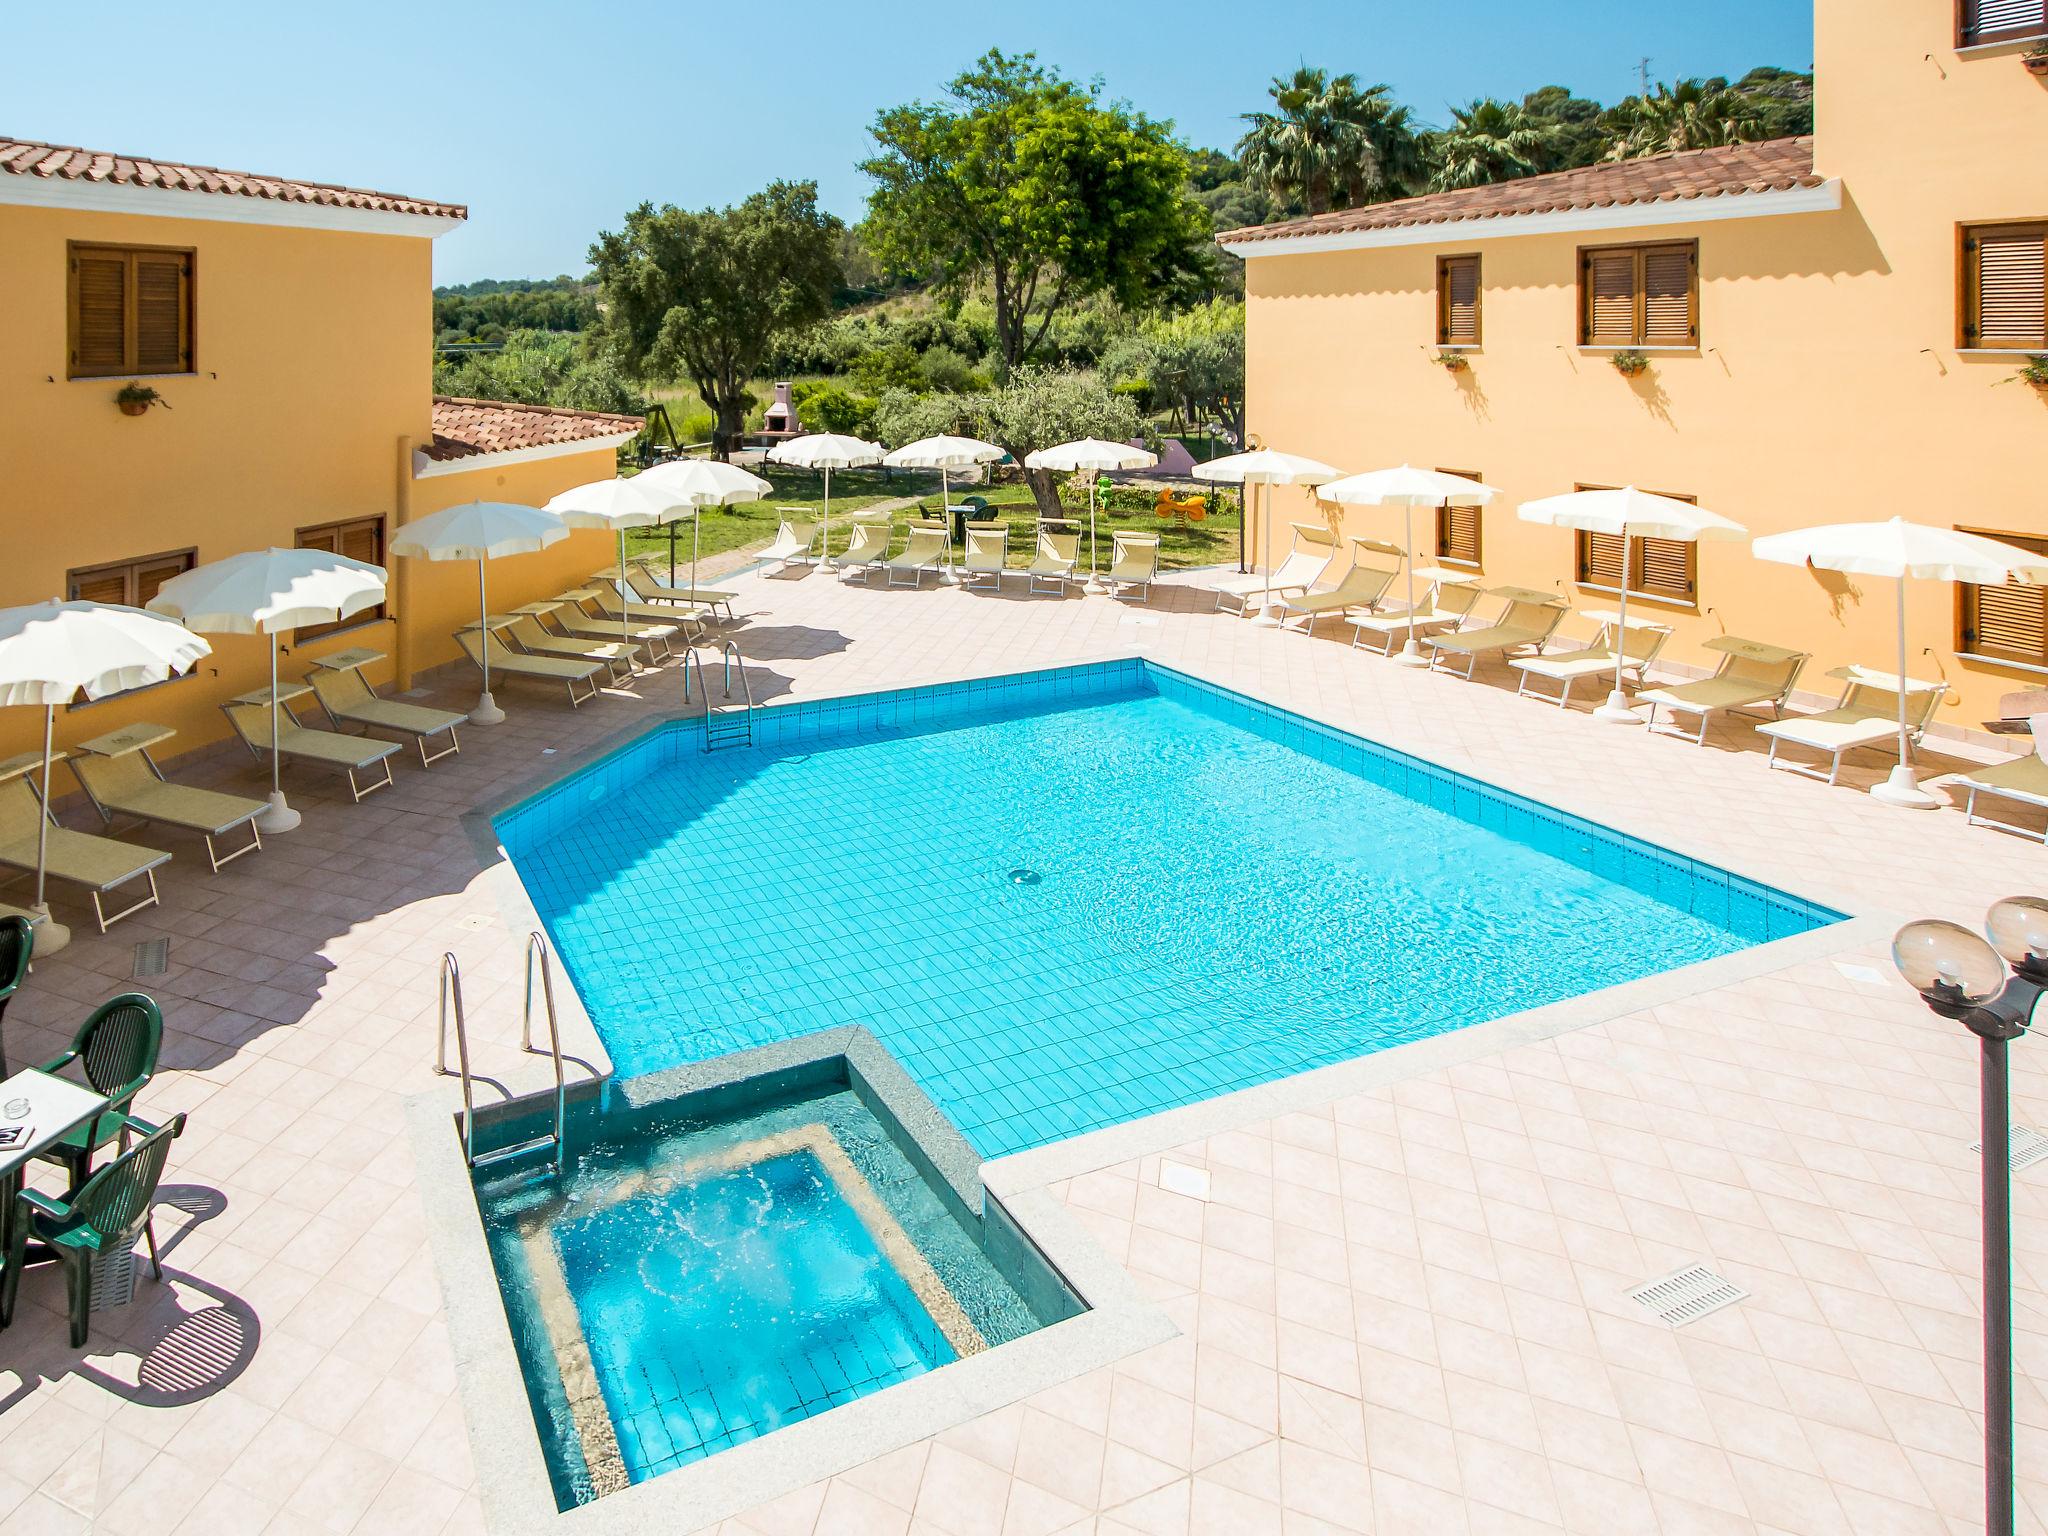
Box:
[34,993,163,1192]
[0,914,31,1077]
[1,1111,185,1345]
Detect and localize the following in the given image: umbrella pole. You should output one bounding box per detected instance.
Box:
[1595,535,1643,724]
[618,531,636,674]
[941,468,958,584]
[1249,483,1281,628]
[472,556,505,725]
[1874,576,1937,809]
[1086,477,1105,593]
[257,637,301,834]
[668,523,678,588]
[691,513,702,611]
[1395,504,1428,667]
[822,466,832,567]
[30,704,69,954]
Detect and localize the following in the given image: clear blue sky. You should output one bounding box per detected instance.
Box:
[4,0,1812,286]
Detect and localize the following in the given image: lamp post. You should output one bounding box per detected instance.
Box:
[1890,894,2046,1536]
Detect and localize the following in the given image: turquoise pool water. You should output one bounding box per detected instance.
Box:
[477,1083,1068,1507]
[500,661,1838,1157]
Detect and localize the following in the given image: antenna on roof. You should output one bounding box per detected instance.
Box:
[1637,56,1652,94]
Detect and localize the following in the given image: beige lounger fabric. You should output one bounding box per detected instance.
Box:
[0,777,168,929]
[456,631,605,706]
[68,750,264,872]
[1279,563,1395,633]
[1638,638,1809,744]
[1755,668,1946,783]
[1106,533,1159,601]
[1028,528,1081,595]
[308,668,465,765]
[1210,529,1336,614]
[1956,752,2048,840]
[887,522,950,586]
[962,523,1009,588]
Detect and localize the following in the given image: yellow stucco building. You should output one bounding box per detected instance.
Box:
[0,138,641,764]
[1221,0,2048,734]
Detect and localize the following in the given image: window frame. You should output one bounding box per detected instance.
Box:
[1956,526,2048,670]
[1959,221,2048,351]
[1576,239,1699,349]
[66,241,197,380]
[294,516,389,641]
[64,549,201,707]
[1435,254,1482,348]
[1569,484,1700,607]
[1956,0,2048,48]
[1432,468,1485,568]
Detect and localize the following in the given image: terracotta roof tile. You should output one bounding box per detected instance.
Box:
[1221,136,1819,246]
[0,137,466,220]
[424,397,644,463]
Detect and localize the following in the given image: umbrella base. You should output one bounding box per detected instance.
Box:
[1871,765,1941,810]
[1594,692,1643,725]
[1084,575,1110,594]
[29,903,70,956]
[470,692,506,727]
[1394,639,1431,669]
[1248,604,1283,629]
[257,792,302,834]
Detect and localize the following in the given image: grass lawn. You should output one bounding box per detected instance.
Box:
[620,469,1245,575]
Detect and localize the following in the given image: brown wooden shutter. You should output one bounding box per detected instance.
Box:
[1965,580,2048,664]
[1961,0,2048,44]
[1439,256,1480,345]
[1634,536,1696,601]
[1583,249,1637,345]
[1436,505,1482,564]
[336,519,383,566]
[132,554,193,608]
[133,252,191,373]
[1641,246,1696,345]
[69,566,132,605]
[1578,530,1627,587]
[298,526,341,555]
[72,250,128,376]
[1969,225,2047,347]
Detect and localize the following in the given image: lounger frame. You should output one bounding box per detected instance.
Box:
[71,750,262,874]
[308,670,462,768]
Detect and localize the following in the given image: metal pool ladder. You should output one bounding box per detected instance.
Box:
[684,638,753,751]
[435,934,568,1173]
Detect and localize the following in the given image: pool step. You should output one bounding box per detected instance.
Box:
[472,1133,563,1170]
[704,704,753,752]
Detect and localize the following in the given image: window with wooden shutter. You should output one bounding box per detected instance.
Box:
[1962,223,2048,349]
[1436,255,1481,346]
[1433,469,1484,566]
[67,244,195,379]
[1579,242,1697,348]
[64,550,201,703]
[295,518,388,638]
[1571,485,1699,603]
[1958,0,2048,46]
[1959,529,2048,667]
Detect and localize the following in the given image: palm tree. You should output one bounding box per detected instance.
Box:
[1602,78,1771,160]
[1428,98,1568,191]
[1237,67,1422,215]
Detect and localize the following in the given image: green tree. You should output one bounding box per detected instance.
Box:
[1602,78,1771,160]
[1237,67,1423,215]
[1427,99,1568,191]
[1519,85,1608,170]
[433,329,646,418]
[589,181,842,457]
[978,367,1145,517]
[862,50,1206,376]
[1733,66,1815,137]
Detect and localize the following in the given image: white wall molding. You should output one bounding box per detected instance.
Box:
[1220,180,1843,258]
[412,431,641,480]
[0,172,464,239]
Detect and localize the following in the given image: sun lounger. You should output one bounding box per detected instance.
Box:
[0,755,168,931]
[306,658,465,767]
[503,610,635,684]
[1106,532,1161,602]
[1028,525,1081,596]
[1209,525,1338,617]
[1350,578,1483,654]
[838,514,895,580]
[1511,616,1673,708]
[623,559,737,620]
[887,519,952,588]
[222,694,400,802]
[546,590,668,663]
[67,724,263,873]
[1425,590,1569,680]
[1638,636,1810,746]
[1278,560,1396,637]
[1955,750,2048,841]
[961,522,1010,591]
[578,586,691,657]
[760,513,822,571]
[456,628,605,708]
[1755,665,1948,785]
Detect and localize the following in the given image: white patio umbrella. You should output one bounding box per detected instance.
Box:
[1322,466,1502,667]
[1194,448,1344,625]
[766,434,882,566]
[1521,486,1747,719]
[636,458,773,597]
[389,500,566,725]
[149,547,386,834]
[1752,517,2048,808]
[0,601,212,954]
[544,475,696,667]
[1024,439,1158,592]
[883,435,1005,583]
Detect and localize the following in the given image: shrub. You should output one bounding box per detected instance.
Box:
[795,383,879,438]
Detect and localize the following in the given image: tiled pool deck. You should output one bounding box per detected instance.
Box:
[0,557,2042,1535]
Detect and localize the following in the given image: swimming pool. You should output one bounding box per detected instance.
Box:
[499,660,1840,1156]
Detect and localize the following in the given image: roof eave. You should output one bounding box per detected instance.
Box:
[1218,178,1842,258]
[0,164,465,238]
[413,429,643,479]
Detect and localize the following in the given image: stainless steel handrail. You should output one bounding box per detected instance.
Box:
[435,951,479,1167]
[435,939,567,1173]
[523,932,568,1173]
[722,640,752,710]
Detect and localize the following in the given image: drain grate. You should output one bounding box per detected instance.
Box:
[1628,1264,1748,1328]
[1973,1125,2048,1173]
[1007,868,1042,887]
[131,937,169,978]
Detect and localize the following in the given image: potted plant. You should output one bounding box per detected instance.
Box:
[115,382,169,416]
[2013,355,2048,390]
[2024,41,2048,75]
[1610,349,1650,377]
[1432,350,1470,372]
